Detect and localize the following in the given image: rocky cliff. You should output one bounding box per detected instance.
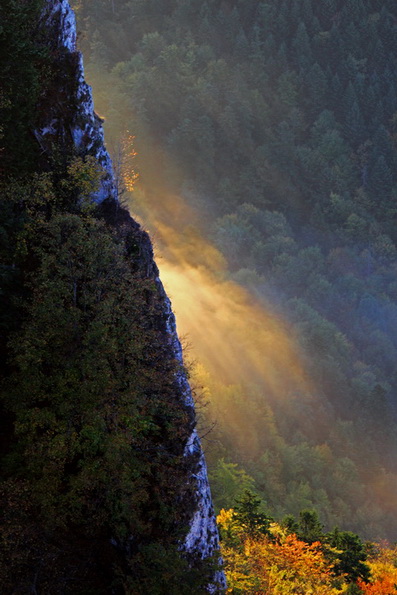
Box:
[35,0,117,203]
[31,0,224,589]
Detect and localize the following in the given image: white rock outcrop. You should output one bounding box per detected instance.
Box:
[36,0,117,202]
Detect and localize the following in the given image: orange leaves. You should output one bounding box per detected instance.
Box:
[218,511,341,594]
[358,543,397,594]
[358,577,397,594]
[246,533,337,595]
[122,134,139,192]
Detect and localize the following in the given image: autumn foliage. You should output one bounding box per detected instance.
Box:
[358,543,397,594]
[217,508,341,594]
[246,533,337,594]
[218,497,397,594]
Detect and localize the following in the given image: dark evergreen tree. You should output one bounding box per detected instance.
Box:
[292,22,313,71]
[317,0,337,28]
[306,62,327,119]
[234,490,273,537]
[326,528,370,583]
[297,510,324,544]
[344,100,366,146]
[368,155,393,202]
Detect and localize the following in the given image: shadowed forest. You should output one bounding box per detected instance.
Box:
[0,1,218,590]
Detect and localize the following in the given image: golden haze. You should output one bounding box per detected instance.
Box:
[132,183,313,404]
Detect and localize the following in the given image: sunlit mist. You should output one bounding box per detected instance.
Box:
[129,177,314,409]
[130,181,323,467]
[81,59,397,540]
[159,228,310,397]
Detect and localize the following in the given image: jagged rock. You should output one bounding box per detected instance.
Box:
[35,0,117,202]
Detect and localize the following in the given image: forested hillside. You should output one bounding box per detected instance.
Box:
[73,0,397,544]
[0,1,221,592]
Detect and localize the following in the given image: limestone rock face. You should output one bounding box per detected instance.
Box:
[37,0,225,589]
[162,288,225,590]
[35,0,117,202]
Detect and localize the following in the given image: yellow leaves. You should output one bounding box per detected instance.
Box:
[218,512,343,594]
[217,507,235,528]
[217,506,256,543]
[62,155,103,210]
[124,173,139,192]
[250,534,338,594]
[121,134,139,192]
[358,543,397,594]
[221,541,262,594]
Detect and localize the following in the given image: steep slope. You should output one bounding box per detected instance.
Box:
[0,1,224,592]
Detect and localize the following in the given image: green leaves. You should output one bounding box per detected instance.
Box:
[326,527,370,583]
[233,490,273,537]
[0,199,197,587]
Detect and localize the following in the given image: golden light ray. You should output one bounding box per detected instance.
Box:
[133,186,314,405]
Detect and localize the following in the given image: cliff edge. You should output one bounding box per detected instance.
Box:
[0,0,224,591]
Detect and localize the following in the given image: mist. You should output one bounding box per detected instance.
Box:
[77,23,397,539]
